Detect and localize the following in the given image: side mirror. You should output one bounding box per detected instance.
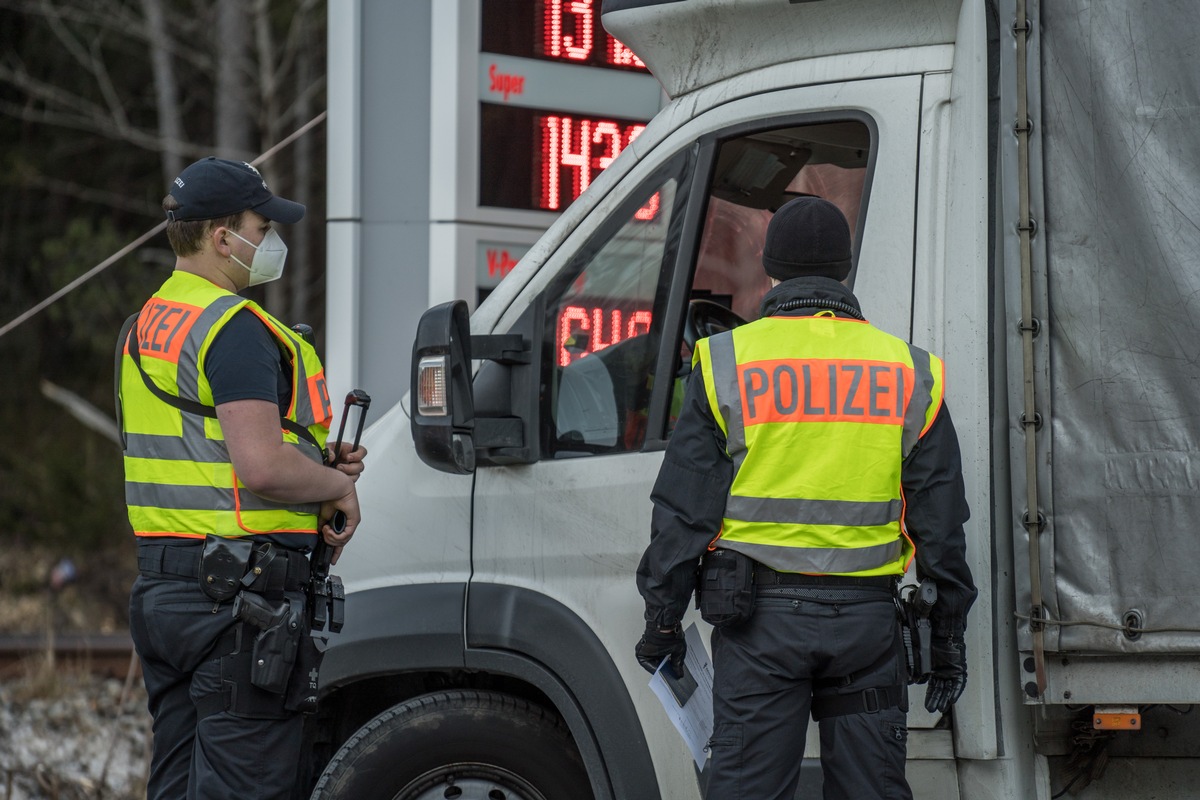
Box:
[410,300,476,474]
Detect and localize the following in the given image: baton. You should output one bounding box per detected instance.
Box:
[330,389,372,467]
[324,390,371,546]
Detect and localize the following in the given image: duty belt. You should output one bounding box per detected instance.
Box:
[137,543,310,593]
[753,565,898,590]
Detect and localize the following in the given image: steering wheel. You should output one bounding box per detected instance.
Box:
[684,299,748,349]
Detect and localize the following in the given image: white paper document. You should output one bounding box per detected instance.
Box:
[648,623,714,768]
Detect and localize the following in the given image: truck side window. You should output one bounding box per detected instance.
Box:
[543,160,687,457]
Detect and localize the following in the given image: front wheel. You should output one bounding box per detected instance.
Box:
[311,690,593,800]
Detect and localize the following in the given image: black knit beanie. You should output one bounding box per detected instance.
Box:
[761,196,853,282]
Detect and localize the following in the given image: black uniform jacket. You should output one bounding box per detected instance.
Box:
[636,277,978,638]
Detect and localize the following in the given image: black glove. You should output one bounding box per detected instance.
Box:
[924,634,967,714]
[635,622,686,675]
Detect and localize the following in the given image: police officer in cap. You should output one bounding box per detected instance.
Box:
[635,196,976,799]
[119,157,366,799]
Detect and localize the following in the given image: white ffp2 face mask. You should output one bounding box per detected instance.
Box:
[227,228,288,286]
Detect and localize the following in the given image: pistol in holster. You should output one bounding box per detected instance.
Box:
[899,578,938,684]
[232,591,304,695]
[232,588,327,714]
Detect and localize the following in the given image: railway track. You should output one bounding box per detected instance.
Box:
[0,632,137,680]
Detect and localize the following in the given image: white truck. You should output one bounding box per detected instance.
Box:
[306,0,1200,797]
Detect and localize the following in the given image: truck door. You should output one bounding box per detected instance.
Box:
[468,75,923,797]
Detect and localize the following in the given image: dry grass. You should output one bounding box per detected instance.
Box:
[6,644,105,705]
[0,545,134,636]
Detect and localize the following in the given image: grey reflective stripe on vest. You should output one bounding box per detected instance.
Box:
[125,482,319,514]
[902,343,935,457]
[708,331,747,469]
[720,537,905,574]
[124,417,224,461]
[126,482,229,510]
[124,433,226,463]
[176,296,244,404]
[128,428,315,467]
[181,411,217,453]
[724,496,902,527]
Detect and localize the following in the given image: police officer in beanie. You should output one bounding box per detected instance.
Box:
[119,158,365,800]
[635,196,976,799]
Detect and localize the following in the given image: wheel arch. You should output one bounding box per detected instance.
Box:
[311,582,659,800]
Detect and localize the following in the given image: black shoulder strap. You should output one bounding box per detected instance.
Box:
[127,321,218,418]
[115,314,139,450]
[122,316,324,455]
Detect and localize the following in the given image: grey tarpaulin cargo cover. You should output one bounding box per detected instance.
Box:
[1004,0,1200,658]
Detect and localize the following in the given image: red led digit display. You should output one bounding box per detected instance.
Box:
[538,115,645,210]
[482,0,647,71]
[557,303,653,366]
[543,0,594,61]
[480,103,655,213]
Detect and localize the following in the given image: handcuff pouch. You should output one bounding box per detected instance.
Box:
[698,548,756,628]
[200,535,254,603]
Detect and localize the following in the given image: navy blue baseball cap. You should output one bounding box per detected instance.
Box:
[166,157,305,224]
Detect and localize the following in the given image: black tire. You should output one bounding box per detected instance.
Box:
[311,689,593,800]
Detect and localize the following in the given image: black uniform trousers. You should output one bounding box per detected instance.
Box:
[129,573,305,800]
[705,589,912,800]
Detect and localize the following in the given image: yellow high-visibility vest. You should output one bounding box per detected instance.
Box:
[694,314,944,576]
[119,271,333,540]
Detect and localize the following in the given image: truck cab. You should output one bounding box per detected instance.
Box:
[308,0,1200,797]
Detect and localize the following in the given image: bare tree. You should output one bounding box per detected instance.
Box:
[140,0,186,186]
[0,0,326,324]
[289,9,316,326]
[252,0,325,324]
[215,0,256,158]
[0,0,187,157]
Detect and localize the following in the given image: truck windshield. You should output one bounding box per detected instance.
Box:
[693,120,870,322]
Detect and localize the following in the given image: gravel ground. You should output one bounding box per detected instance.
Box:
[0,546,153,799]
[0,666,150,800]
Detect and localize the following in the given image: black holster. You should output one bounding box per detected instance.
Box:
[232,591,303,694]
[223,592,326,714]
[697,548,756,628]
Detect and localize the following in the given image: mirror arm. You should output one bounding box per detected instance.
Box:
[475,417,524,449]
[471,334,529,364]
